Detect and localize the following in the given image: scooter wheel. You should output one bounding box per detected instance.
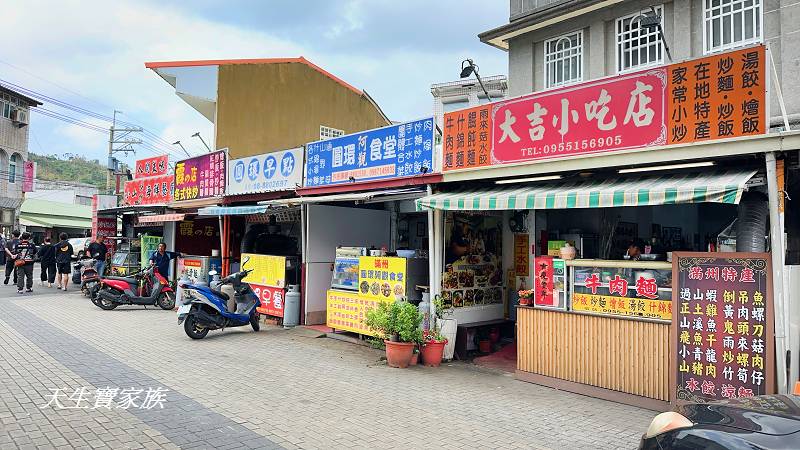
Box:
[250,312,260,332]
[184,314,209,339]
[158,292,176,310]
[96,297,118,310]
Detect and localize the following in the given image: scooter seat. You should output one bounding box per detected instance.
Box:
[210,289,230,302]
[103,276,137,283]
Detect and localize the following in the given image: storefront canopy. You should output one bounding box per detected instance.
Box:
[264,188,427,206]
[20,198,92,230]
[197,205,269,216]
[137,213,185,223]
[416,169,758,211]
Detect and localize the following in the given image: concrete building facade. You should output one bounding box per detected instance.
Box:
[0,85,40,234]
[481,0,800,128]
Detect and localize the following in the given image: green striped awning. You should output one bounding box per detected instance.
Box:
[416,170,757,211]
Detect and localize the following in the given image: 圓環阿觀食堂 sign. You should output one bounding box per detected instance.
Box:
[304,118,434,187]
[442,46,766,171]
[672,252,774,404]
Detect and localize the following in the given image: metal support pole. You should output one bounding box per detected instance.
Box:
[426,185,436,322]
[766,151,789,393]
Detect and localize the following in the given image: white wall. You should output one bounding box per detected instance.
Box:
[303,204,391,324]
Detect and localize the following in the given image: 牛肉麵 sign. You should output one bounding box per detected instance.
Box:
[442,46,766,171]
[671,252,774,405]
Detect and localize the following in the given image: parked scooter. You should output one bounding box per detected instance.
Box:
[177,258,260,339]
[75,258,100,299]
[95,265,175,310]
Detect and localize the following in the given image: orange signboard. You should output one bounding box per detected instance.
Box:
[667,46,765,144]
[442,104,492,171]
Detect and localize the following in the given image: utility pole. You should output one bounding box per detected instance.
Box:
[107,110,142,193]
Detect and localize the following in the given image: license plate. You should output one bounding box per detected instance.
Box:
[177,304,191,315]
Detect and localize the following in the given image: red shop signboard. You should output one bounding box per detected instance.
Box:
[123,174,173,206]
[443,46,766,171]
[135,155,169,178]
[533,256,555,307]
[671,252,774,404]
[252,284,285,318]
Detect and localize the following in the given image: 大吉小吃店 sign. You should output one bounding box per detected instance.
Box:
[228,147,303,195]
[304,118,434,187]
[672,253,774,404]
[135,155,169,178]
[173,150,226,201]
[442,46,766,171]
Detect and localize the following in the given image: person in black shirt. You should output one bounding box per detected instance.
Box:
[15,232,37,293]
[38,236,57,288]
[87,235,108,276]
[54,232,74,291]
[4,229,20,285]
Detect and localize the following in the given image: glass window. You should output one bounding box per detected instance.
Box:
[544,30,583,89]
[319,125,344,141]
[616,6,664,73]
[704,0,762,54]
[8,154,17,184]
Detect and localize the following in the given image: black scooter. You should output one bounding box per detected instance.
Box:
[95,265,175,310]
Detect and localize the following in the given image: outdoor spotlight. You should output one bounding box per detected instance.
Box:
[459,58,490,98]
[349,176,356,183]
[420,166,429,174]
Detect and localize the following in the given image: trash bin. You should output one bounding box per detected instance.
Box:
[283,284,301,328]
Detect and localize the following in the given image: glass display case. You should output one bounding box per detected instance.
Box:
[331,247,366,291]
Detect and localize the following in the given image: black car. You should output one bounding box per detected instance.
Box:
[640,395,800,449]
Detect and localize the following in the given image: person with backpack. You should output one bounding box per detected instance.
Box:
[15,232,37,294]
[54,233,74,291]
[38,236,57,288]
[4,229,20,285]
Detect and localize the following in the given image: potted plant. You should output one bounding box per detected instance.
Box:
[365,300,422,368]
[420,329,448,367]
[517,289,534,306]
[475,328,491,354]
[433,295,457,360]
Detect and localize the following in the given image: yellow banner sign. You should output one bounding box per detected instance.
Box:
[572,292,672,321]
[357,256,407,300]
[326,290,391,337]
[241,253,286,288]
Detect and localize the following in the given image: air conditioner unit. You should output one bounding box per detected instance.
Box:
[10,108,28,128]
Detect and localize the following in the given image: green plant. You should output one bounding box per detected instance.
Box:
[432,295,452,321]
[364,300,422,343]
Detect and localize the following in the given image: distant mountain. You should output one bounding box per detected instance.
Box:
[29,153,107,191]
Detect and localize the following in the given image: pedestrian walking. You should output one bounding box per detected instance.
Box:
[86,235,108,276]
[15,232,37,294]
[4,229,20,285]
[38,236,57,288]
[54,233,74,291]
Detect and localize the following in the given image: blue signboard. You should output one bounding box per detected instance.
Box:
[304,117,435,187]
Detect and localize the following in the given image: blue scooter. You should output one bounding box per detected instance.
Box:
[177,259,261,340]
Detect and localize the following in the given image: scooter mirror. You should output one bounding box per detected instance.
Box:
[242,256,250,268]
[208,270,218,277]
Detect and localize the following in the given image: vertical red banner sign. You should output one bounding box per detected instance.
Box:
[533,256,555,307]
[671,252,774,404]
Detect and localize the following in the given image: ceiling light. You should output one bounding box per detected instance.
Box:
[617,161,714,174]
[495,175,562,185]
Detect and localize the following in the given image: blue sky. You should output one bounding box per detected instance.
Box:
[3,0,508,167]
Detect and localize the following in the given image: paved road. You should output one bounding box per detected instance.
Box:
[0,284,656,449]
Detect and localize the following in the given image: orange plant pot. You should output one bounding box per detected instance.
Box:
[421,340,447,367]
[384,340,415,368]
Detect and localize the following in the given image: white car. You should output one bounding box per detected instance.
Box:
[68,237,92,259]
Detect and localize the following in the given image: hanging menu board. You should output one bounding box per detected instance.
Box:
[671,252,774,404]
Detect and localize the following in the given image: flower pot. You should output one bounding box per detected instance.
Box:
[488,327,501,344]
[478,339,491,353]
[384,340,415,368]
[421,340,447,367]
[519,296,531,306]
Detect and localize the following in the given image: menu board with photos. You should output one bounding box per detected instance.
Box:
[671,253,774,404]
[440,213,504,308]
